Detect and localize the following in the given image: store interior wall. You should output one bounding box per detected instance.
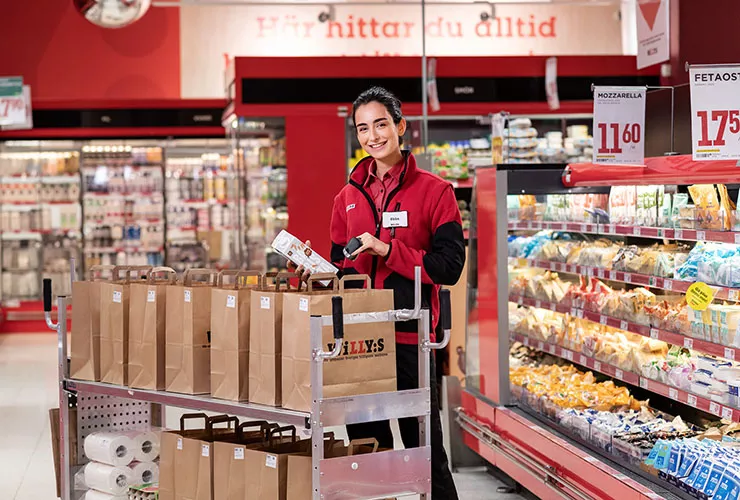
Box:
[0,0,180,100]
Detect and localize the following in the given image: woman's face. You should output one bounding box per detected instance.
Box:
[354,101,406,162]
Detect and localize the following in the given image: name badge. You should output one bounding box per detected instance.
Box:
[382,211,408,228]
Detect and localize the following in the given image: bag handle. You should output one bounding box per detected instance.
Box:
[235,270,263,289]
[111,266,131,283]
[347,438,379,456]
[148,266,177,285]
[183,268,217,286]
[267,425,297,446]
[179,413,209,431]
[88,265,116,282]
[263,272,303,291]
[236,420,270,440]
[206,415,239,438]
[307,273,339,292]
[339,274,372,292]
[216,270,240,288]
[112,266,152,282]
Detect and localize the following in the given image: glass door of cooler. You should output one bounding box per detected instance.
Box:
[0,142,82,303]
[81,144,165,271]
[228,118,288,271]
[164,139,236,272]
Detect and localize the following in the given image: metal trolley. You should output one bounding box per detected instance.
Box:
[47,266,450,500]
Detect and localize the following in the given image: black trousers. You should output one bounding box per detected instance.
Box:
[347,343,459,499]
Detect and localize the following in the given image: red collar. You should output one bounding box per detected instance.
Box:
[350,150,415,188]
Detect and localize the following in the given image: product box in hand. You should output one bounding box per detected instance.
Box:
[128,267,177,391]
[166,268,217,395]
[249,272,302,407]
[160,414,239,500]
[70,265,115,381]
[210,270,261,401]
[271,230,338,276]
[100,266,152,386]
[281,274,396,412]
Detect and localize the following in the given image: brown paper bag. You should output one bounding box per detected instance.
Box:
[128,267,176,390]
[70,265,115,381]
[166,268,217,395]
[282,274,396,412]
[160,414,241,500]
[210,270,262,401]
[249,272,302,407]
[285,438,381,500]
[237,428,338,500]
[100,266,152,386]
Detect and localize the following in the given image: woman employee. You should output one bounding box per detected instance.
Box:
[298,86,465,498]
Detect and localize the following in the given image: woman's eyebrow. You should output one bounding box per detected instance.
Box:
[355,117,388,129]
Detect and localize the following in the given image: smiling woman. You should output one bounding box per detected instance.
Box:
[323,86,466,499]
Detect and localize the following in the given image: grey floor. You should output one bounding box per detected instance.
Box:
[0,333,531,500]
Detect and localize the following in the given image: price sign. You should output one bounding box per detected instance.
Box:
[594,361,602,372]
[633,227,641,236]
[729,289,740,302]
[675,229,684,240]
[649,277,657,287]
[538,341,545,351]
[523,337,530,346]
[624,273,632,283]
[609,271,617,281]
[579,355,588,366]
[664,279,673,291]
[615,368,624,379]
[599,315,607,325]
[592,86,646,164]
[684,338,694,349]
[725,348,736,360]
[697,231,707,241]
[535,300,542,309]
[669,388,679,400]
[650,328,660,339]
[710,401,721,416]
[640,377,649,389]
[687,394,698,406]
[723,407,734,420]
[735,233,740,245]
[517,297,524,306]
[690,64,740,160]
[620,320,629,331]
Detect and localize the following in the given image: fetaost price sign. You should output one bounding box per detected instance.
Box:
[690,64,740,161]
[592,86,646,165]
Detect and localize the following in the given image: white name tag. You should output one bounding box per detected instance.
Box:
[382,211,408,228]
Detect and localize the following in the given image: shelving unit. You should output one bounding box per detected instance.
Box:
[457,159,740,500]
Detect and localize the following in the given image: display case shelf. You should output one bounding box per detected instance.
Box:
[510,332,739,422]
[509,294,740,363]
[509,220,740,245]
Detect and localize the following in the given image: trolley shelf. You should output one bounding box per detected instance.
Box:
[64,378,309,427]
[510,331,740,422]
[509,294,740,361]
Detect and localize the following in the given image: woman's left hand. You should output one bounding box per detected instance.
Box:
[351,232,390,258]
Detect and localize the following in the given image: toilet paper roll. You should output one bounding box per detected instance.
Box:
[133,431,160,462]
[83,462,132,496]
[84,432,136,467]
[127,461,159,486]
[83,490,128,500]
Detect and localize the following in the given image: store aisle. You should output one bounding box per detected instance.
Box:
[0,333,529,500]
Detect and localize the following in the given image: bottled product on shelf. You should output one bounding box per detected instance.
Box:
[0,148,82,302]
[81,145,164,269]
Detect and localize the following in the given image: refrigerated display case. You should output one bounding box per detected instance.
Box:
[457,156,740,500]
[0,143,82,310]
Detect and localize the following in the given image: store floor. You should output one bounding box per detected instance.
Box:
[0,334,531,500]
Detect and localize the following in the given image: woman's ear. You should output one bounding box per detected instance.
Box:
[397,117,407,137]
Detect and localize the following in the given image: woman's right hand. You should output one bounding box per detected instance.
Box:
[288,239,312,282]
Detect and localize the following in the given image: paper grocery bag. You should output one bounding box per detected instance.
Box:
[210,270,262,401]
[282,274,396,412]
[100,266,152,386]
[160,414,240,500]
[128,267,176,390]
[249,272,302,407]
[70,265,115,381]
[166,268,217,395]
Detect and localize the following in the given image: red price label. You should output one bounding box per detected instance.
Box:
[596,122,642,154]
[696,110,740,147]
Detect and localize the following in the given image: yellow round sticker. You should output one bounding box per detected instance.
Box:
[686,282,715,311]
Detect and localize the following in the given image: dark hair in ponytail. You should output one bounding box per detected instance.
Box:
[352,86,404,143]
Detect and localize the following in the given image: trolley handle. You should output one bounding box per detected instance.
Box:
[315,295,344,360]
[43,278,52,313]
[427,289,451,350]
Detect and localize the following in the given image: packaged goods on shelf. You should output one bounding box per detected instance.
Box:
[429,143,470,180]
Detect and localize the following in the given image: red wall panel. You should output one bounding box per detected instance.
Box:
[0,0,180,100]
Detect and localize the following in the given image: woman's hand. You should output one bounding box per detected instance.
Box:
[288,240,313,282]
[351,232,390,258]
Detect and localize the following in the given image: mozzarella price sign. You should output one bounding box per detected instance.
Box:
[592,86,646,165]
[690,64,740,160]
